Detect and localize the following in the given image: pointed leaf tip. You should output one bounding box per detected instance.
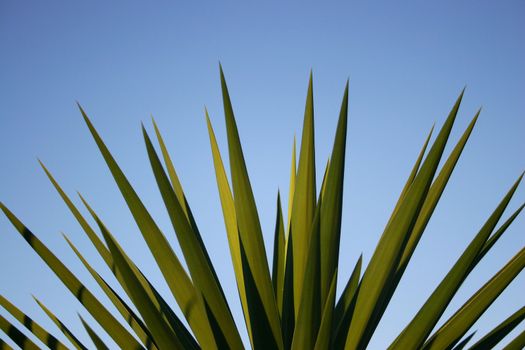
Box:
[219,63,226,80]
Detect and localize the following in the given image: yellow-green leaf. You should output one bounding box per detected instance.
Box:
[346,90,464,350]
[332,255,362,350]
[291,72,317,316]
[0,203,142,350]
[34,298,88,350]
[314,270,338,350]
[143,125,242,349]
[62,234,159,350]
[78,315,109,350]
[220,65,283,349]
[390,173,523,350]
[151,117,190,219]
[0,295,68,350]
[291,200,322,350]
[89,213,200,350]
[42,156,195,348]
[390,125,434,220]
[468,306,525,349]
[319,80,349,306]
[423,245,525,350]
[0,314,40,350]
[100,223,184,350]
[78,104,215,348]
[0,338,14,350]
[39,161,112,268]
[475,202,525,266]
[361,112,479,347]
[452,331,476,350]
[206,112,253,345]
[271,192,286,317]
[502,329,525,350]
[397,111,479,277]
[287,136,296,233]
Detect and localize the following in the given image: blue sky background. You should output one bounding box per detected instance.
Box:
[1,1,524,348]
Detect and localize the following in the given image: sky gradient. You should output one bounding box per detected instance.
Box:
[1,1,524,348]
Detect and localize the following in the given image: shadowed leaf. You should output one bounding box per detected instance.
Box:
[0,203,142,350]
[0,314,40,350]
[468,306,525,350]
[423,245,525,350]
[0,295,68,350]
[78,315,109,350]
[143,125,242,349]
[220,65,283,349]
[78,104,216,348]
[272,192,286,317]
[34,298,88,350]
[100,221,184,350]
[452,331,476,350]
[391,174,523,349]
[291,200,322,350]
[319,80,349,308]
[333,255,362,350]
[62,234,158,350]
[291,73,317,317]
[314,270,338,350]
[346,91,463,350]
[206,111,253,346]
[502,329,525,350]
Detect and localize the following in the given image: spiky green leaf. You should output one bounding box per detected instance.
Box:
[220,65,283,349]
[62,234,158,350]
[143,124,242,349]
[0,314,40,350]
[468,306,525,350]
[272,192,286,317]
[391,174,523,349]
[78,315,109,350]
[346,91,465,350]
[100,222,184,350]
[0,203,142,350]
[0,295,68,350]
[34,298,88,350]
[78,104,216,347]
[291,201,322,350]
[423,245,525,350]
[314,270,338,350]
[319,80,349,306]
[291,73,317,316]
[502,329,525,350]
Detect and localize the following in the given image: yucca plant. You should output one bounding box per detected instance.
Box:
[1,67,524,350]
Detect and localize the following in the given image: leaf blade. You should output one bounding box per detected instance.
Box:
[0,314,40,350]
[319,80,349,306]
[143,125,242,349]
[468,306,525,350]
[100,223,184,350]
[78,315,109,350]
[34,298,88,350]
[390,174,523,349]
[423,245,525,350]
[0,203,142,350]
[0,295,68,350]
[346,91,465,349]
[220,65,283,348]
[291,73,317,316]
[77,104,215,348]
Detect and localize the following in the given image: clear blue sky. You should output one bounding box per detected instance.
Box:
[1,1,524,348]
